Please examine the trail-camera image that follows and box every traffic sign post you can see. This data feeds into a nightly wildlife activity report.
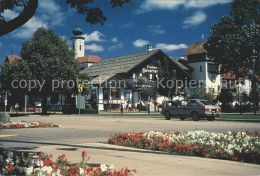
[78,84,83,115]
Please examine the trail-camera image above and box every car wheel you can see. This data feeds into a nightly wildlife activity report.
[164,111,171,120]
[180,117,185,120]
[207,116,215,121]
[191,112,200,121]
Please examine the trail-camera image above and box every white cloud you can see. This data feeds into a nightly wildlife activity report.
[108,43,124,51]
[85,44,104,52]
[120,22,136,29]
[112,37,118,43]
[2,0,66,39]
[184,0,232,8]
[38,0,68,27]
[148,25,165,34]
[133,39,149,48]
[155,43,188,51]
[136,0,231,13]
[6,10,48,39]
[183,11,207,29]
[83,31,106,42]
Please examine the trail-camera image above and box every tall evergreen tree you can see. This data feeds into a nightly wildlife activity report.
[156,57,177,100]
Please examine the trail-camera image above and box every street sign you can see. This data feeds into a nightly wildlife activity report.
[78,84,83,93]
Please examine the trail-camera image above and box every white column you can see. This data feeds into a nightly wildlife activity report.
[97,87,104,111]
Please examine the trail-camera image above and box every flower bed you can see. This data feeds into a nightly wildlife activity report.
[108,130,260,164]
[0,149,136,175]
[0,121,59,130]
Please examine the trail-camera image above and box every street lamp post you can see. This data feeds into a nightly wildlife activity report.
[109,81,112,112]
[5,90,10,112]
[251,54,257,115]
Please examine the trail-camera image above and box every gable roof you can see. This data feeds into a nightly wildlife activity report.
[76,55,101,64]
[170,57,189,71]
[5,55,22,63]
[183,42,207,56]
[81,49,160,77]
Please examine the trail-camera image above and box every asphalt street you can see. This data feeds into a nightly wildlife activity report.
[1,114,260,150]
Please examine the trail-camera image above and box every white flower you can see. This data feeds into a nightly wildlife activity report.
[79,167,84,175]
[100,164,108,172]
[36,159,43,167]
[5,157,13,163]
[24,166,33,176]
[109,164,115,171]
[228,144,233,150]
[41,166,52,174]
[56,169,61,176]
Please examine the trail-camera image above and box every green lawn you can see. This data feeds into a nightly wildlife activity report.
[218,114,260,120]
[81,112,260,121]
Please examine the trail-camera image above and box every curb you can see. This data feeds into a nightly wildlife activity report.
[216,119,260,123]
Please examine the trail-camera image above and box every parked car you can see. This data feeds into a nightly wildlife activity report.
[161,99,221,121]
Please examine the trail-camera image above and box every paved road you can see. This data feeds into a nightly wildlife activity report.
[1,114,260,149]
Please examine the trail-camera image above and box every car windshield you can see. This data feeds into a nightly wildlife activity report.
[200,100,214,105]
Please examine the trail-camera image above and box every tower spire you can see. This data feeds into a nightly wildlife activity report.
[71,24,85,59]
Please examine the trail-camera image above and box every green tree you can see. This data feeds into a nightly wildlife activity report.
[0,0,133,37]
[156,57,177,100]
[1,27,88,114]
[140,83,158,101]
[217,89,234,112]
[189,86,215,102]
[204,0,260,78]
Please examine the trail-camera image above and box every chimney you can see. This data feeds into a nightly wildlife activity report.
[147,44,152,51]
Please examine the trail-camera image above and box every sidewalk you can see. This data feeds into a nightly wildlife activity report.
[14,143,260,176]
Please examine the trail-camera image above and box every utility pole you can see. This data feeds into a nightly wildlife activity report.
[251,53,257,115]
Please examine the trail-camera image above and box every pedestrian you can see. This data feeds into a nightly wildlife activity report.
[15,103,19,114]
[128,103,132,112]
[134,101,138,111]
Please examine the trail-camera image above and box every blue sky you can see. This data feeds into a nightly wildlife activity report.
[0,0,232,63]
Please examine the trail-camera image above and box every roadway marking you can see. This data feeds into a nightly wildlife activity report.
[0,134,19,138]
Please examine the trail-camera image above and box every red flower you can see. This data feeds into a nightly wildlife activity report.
[194,145,199,150]
[133,169,137,173]
[58,154,66,160]
[219,149,223,155]
[7,165,13,172]
[82,150,87,157]
[232,157,238,161]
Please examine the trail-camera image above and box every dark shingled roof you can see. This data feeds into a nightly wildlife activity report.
[183,42,206,56]
[81,49,160,77]
[170,57,189,70]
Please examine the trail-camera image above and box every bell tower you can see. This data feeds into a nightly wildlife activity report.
[71,24,85,59]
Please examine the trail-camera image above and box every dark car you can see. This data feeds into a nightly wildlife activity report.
[161,99,221,121]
